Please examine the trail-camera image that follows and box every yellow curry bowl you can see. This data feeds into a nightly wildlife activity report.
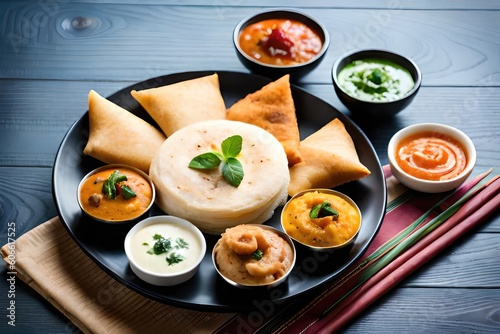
[77,163,156,224]
[280,189,362,251]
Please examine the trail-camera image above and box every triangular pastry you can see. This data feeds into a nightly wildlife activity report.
[131,73,226,137]
[226,74,302,166]
[83,90,167,173]
[288,118,371,196]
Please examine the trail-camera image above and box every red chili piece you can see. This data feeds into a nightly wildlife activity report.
[262,28,294,56]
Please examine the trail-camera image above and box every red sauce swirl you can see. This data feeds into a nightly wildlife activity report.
[395,131,467,181]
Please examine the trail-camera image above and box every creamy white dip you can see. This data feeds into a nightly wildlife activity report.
[129,223,202,274]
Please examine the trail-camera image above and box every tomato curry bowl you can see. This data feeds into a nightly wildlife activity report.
[238,18,323,67]
[77,164,156,223]
[233,9,330,80]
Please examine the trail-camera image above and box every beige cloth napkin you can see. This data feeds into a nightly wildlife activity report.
[1,218,235,334]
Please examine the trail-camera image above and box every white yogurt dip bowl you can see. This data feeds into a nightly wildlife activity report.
[124,215,206,286]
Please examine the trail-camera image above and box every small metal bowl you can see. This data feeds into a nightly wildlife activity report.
[77,164,155,224]
[388,123,476,193]
[212,224,296,288]
[124,215,207,286]
[280,188,362,251]
[233,9,330,81]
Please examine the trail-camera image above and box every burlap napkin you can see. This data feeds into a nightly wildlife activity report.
[1,218,235,334]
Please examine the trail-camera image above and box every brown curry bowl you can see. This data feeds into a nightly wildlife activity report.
[233,9,330,81]
[77,164,156,224]
[280,189,362,251]
[212,224,296,289]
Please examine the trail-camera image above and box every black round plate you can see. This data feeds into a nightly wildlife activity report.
[52,71,386,312]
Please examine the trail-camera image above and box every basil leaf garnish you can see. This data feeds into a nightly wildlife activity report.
[188,152,222,169]
[221,135,242,158]
[222,157,244,187]
[188,135,245,187]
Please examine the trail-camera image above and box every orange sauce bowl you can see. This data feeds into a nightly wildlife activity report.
[280,189,362,251]
[77,164,156,223]
[388,123,476,193]
[233,9,330,81]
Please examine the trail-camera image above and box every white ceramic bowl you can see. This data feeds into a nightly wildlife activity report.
[124,215,206,286]
[388,123,476,193]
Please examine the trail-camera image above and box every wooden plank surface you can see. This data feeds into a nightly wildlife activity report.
[1,3,499,85]
[0,0,499,333]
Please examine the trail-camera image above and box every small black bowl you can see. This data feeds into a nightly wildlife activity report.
[233,9,330,81]
[332,49,422,118]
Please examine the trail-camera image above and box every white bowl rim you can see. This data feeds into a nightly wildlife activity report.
[387,123,477,186]
[332,48,422,104]
[124,215,207,278]
[233,8,330,69]
[77,163,156,223]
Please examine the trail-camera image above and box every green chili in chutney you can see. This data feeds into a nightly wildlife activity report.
[337,59,415,102]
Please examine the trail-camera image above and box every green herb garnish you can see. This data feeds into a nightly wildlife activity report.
[188,135,244,187]
[252,249,264,261]
[309,201,339,219]
[176,238,189,249]
[145,234,189,266]
[166,253,184,266]
[148,236,172,255]
[367,68,389,85]
[101,170,136,200]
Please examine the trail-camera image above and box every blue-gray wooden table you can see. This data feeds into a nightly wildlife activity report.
[1,1,499,333]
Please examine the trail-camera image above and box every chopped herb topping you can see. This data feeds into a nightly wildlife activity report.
[176,238,189,249]
[252,249,264,261]
[310,201,339,219]
[166,253,184,266]
[145,233,189,266]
